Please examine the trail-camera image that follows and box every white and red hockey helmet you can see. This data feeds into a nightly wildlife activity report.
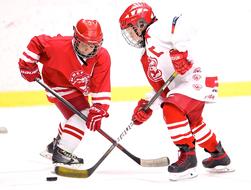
[119,2,156,48]
[119,2,156,30]
[73,19,103,58]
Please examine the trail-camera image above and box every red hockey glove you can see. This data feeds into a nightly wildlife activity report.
[19,64,41,82]
[169,49,192,75]
[132,99,153,125]
[86,104,109,131]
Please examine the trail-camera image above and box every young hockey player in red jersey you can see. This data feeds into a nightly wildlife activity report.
[119,2,232,180]
[18,19,111,165]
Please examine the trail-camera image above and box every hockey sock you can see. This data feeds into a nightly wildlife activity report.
[58,112,87,153]
[163,103,195,148]
[191,119,218,152]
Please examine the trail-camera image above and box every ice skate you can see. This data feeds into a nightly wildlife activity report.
[203,141,234,173]
[52,146,84,166]
[40,136,59,160]
[168,145,198,181]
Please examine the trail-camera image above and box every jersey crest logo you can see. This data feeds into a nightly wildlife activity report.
[147,56,162,82]
[70,70,90,95]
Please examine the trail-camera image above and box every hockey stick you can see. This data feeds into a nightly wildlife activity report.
[48,72,177,178]
[35,79,171,167]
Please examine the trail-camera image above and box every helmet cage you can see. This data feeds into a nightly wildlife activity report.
[73,26,103,59]
[121,30,143,48]
[121,18,148,48]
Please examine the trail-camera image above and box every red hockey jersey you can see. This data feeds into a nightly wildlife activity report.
[18,34,111,109]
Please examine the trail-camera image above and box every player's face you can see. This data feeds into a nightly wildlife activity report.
[77,41,96,56]
[125,26,143,42]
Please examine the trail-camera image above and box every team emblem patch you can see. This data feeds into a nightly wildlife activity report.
[70,70,90,95]
[147,56,162,82]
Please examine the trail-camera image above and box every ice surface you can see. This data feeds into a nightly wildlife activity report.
[1,97,251,189]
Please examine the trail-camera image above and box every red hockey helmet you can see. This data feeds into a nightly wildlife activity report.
[119,2,156,48]
[73,19,103,58]
[119,2,156,30]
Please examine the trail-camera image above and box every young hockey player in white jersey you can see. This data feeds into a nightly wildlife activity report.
[119,2,232,180]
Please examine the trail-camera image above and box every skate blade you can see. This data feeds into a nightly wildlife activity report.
[169,167,198,181]
[40,150,52,160]
[207,165,235,173]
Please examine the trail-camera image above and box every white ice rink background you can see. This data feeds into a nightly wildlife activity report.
[1,0,251,189]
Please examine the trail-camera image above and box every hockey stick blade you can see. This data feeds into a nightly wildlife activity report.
[140,157,170,167]
[55,166,90,178]
[55,143,117,178]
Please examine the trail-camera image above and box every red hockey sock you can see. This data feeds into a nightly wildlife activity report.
[163,103,195,148]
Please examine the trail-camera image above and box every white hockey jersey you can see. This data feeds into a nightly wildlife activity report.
[142,15,218,104]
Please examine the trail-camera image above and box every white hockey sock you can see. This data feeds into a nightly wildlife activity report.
[58,110,88,153]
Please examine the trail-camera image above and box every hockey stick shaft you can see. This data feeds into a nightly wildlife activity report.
[51,72,177,178]
[35,79,87,121]
[144,72,177,110]
[35,79,169,167]
[116,71,178,142]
